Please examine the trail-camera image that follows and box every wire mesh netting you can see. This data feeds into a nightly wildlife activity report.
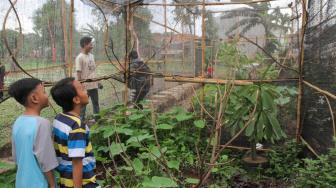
[0,0,302,147]
[302,0,336,154]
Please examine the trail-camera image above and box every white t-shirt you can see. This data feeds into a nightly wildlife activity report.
[75,52,98,90]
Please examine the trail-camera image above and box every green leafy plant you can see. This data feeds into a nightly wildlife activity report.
[265,140,303,179]
[226,84,288,160]
[293,145,336,187]
[91,105,211,187]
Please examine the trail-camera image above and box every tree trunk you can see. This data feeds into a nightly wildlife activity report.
[61,0,68,75]
[129,10,140,57]
[47,18,56,63]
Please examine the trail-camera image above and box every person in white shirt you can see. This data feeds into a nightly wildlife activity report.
[75,36,100,120]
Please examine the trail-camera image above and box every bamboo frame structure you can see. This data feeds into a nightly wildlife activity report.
[2,0,336,170]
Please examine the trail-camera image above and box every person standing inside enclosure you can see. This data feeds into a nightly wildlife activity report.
[76,36,101,121]
[0,62,5,100]
[128,50,151,109]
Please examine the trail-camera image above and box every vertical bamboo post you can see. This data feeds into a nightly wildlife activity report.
[124,3,131,105]
[193,14,196,77]
[69,0,74,77]
[182,21,185,71]
[296,0,308,142]
[201,0,206,117]
[61,0,68,76]
[164,0,167,74]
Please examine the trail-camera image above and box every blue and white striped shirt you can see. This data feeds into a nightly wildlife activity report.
[53,113,98,188]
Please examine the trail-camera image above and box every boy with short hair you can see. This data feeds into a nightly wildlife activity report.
[75,36,100,120]
[50,77,99,188]
[9,78,58,188]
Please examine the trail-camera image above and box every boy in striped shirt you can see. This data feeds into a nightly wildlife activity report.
[51,77,99,188]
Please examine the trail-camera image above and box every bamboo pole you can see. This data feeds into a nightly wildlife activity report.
[193,14,196,77]
[303,80,336,100]
[165,76,299,84]
[181,21,185,71]
[61,0,69,76]
[296,0,308,142]
[124,3,131,105]
[133,14,181,34]
[201,0,206,117]
[300,136,319,157]
[165,77,253,85]
[142,0,279,6]
[323,95,336,138]
[164,0,167,74]
[208,6,292,14]
[224,145,272,152]
[69,0,74,77]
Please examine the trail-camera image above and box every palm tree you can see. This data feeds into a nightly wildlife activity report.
[221,3,290,54]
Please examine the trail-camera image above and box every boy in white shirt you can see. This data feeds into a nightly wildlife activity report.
[75,36,100,120]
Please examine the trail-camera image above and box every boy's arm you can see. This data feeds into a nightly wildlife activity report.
[68,123,86,188]
[75,56,82,80]
[33,119,59,188]
[77,71,82,81]
[11,137,16,163]
[45,171,56,188]
[72,158,83,188]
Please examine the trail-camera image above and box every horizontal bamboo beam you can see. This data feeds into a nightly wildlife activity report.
[142,0,278,6]
[165,76,298,85]
[133,14,181,34]
[224,145,272,152]
[303,80,336,100]
[209,6,291,14]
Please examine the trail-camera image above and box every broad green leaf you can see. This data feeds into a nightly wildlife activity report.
[194,120,205,129]
[116,127,134,135]
[245,121,255,137]
[129,113,144,121]
[133,158,144,175]
[267,114,286,140]
[152,176,178,187]
[109,143,127,157]
[167,160,180,170]
[176,113,193,122]
[126,134,153,145]
[257,113,267,140]
[211,167,218,172]
[185,178,200,184]
[119,166,133,171]
[149,145,161,158]
[157,124,174,130]
[103,128,115,138]
[275,97,290,106]
[261,90,276,111]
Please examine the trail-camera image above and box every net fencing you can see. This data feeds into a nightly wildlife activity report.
[2,0,325,153]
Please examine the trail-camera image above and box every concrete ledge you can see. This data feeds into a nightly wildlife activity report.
[148,83,201,112]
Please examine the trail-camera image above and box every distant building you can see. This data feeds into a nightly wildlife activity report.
[214,10,266,58]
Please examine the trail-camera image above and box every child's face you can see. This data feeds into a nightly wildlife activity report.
[30,83,49,108]
[72,80,89,106]
[84,42,93,53]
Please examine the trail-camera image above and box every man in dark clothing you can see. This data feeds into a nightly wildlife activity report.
[128,51,151,108]
[0,62,5,100]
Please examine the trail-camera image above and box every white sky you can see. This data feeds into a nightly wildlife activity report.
[0,0,295,35]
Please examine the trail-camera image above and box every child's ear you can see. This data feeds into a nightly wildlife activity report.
[73,96,80,105]
[30,93,39,104]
